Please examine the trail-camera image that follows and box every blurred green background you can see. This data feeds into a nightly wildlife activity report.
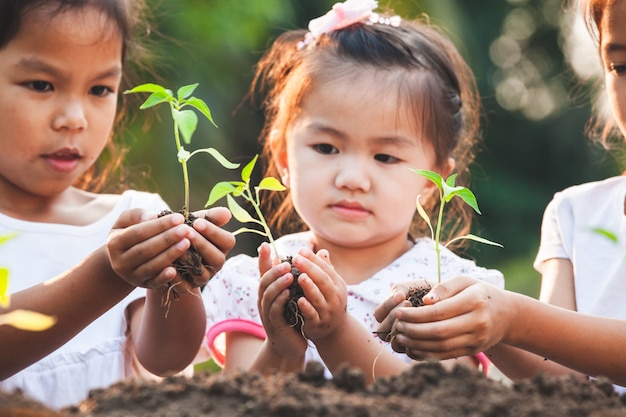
[123,0,622,298]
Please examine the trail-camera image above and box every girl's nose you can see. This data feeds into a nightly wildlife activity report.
[51,99,87,132]
[334,160,371,192]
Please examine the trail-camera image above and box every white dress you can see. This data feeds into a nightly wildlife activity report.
[534,176,626,391]
[0,190,169,409]
[203,231,504,374]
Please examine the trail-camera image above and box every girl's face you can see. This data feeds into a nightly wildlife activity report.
[275,71,449,253]
[0,6,122,206]
[600,0,626,137]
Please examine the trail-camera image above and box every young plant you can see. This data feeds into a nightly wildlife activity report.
[124,83,239,300]
[125,83,239,220]
[0,233,56,331]
[413,169,502,285]
[206,154,285,255]
[205,155,306,327]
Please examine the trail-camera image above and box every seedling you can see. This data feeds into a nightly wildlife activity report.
[124,83,239,301]
[206,154,285,254]
[413,169,502,285]
[205,155,306,327]
[0,233,56,331]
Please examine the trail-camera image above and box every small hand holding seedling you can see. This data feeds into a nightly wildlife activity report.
[0,233,56,331]
[206,156,308,329]
[124,83,239,303]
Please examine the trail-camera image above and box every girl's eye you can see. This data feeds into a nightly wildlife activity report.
[374,153,400,164]
[90,85,114,97]
[609,63,626,76]
[26,81,53,92]
[312,143,338,155]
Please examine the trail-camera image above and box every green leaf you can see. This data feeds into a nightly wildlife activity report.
[206,182,240,206]
[445,234,503,248]
[232,227,268,237]
[227,194,256,223]
[124,83,169,95]
[257,177,286,192]
[591,227,619,243]
[172,109,198,144]
[177,83,198,101]
[242,155,259,182]
[412,169,443,190]
[446,187,480,214]
[190,148,240,169]
[0,232,18,246]
[0,267,9,308]
[415,195,434,240]
[185,97,218,127]
[0,309,56,331]
[139,91,171,109]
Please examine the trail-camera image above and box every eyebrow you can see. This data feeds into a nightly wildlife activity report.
[603,42,626,54]
[16,57,122,80]
[308,122,418,147]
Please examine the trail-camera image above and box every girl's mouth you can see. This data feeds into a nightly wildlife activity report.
[330,201,371,219]
[42,148,82,173]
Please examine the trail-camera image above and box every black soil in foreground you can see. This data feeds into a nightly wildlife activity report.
[3,361,626,417]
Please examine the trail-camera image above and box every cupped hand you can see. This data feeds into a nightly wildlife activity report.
[256,242,308,361]
[381,276,511,361]
[289,247,348,343]
[107,209,195,289]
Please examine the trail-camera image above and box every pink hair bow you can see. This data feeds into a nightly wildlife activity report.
[297,0,379,49]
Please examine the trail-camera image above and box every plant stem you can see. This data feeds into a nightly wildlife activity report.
[435,196,445,284]
[250,187,280,259]
[173,117,190,220]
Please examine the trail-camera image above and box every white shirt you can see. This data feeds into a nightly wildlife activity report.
[0,190,169,409]
[534,176,626,392]
[204,231,504,374]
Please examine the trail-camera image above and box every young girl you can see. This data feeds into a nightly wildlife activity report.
[373,0,626,390]
[0,0,235,409]
[203,0,503,382]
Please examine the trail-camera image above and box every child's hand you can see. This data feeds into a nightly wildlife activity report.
[256,242,308,362]
[376,276,510,361]
[187,207,236,286]
[372,281,415,344]
[106,207,234,289]
[289,247,348,344]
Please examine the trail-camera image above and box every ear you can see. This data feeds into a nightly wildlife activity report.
[441,157,456,178]
[269,129,289,186]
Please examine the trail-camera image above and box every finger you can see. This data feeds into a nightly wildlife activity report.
[257,242,274,276]
[422,276,481,305]
[374,299,412,338]
[373,291,409,323]
[192,217,235,254]
[194,206,232,227]
[258,263,292,299]
[112,208,156,229]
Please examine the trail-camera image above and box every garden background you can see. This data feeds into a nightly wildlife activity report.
[124,0,621,298]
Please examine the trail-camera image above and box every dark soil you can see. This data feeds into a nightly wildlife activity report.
[158,210,209,301]
[283,256,305,331]
[407,285,432,307]
[3,361,626,417]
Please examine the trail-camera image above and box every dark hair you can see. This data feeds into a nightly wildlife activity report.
[251,15,483,246]
[581,0,622,148]
[0,0,151,192]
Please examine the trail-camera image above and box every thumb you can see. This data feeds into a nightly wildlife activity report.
[112,208,157,229]
[423,276,480,305]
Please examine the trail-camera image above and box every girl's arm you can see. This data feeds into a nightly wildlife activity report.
[375,276,626,386]
[248,243,308,374]
[110,207,235,376]
[0,247,134,380]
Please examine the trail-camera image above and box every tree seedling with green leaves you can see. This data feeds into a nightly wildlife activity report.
[408,169,502,306]
[0,233,56,331]
[124,83,239,300]
[205,155,308,329]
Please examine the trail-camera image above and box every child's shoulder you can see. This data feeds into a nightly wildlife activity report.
[555,176,626,201]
